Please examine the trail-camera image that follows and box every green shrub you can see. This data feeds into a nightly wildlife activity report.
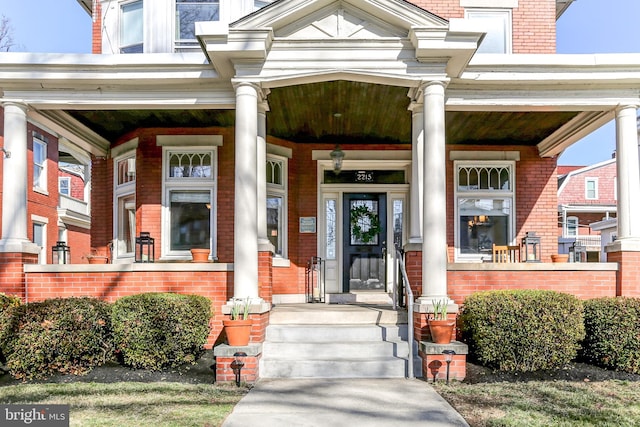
[581,297,640,374]
[0,293,22,363]
[112,293,212,370]
[460,290,585,372]
[6,297,113,380]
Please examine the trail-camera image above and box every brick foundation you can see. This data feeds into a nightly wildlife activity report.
[213,344,262,384]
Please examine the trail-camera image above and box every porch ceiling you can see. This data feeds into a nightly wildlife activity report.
[68,81,580,147]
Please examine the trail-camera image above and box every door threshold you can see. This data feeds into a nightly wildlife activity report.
[326,292,393,305]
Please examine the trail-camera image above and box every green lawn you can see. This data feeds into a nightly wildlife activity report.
[434,380,640,427]
[0,382,249,427]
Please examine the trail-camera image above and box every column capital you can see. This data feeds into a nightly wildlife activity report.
[418,79,449,92]
[615,104,639,114]
[1,101,28,111]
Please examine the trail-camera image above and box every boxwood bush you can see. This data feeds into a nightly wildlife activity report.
[112,293,212,370]
[581,297,640,374]
[460,290,585,372]
[6,297,113,380]
[0,293,22,363]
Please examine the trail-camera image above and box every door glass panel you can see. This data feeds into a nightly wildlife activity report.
[349,200,380,246]
[325,199,336,260]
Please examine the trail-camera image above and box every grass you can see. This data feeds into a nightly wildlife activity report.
[0,382,249,427]
[433,380,640,427]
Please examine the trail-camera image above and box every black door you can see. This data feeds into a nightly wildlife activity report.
[343,193,387,292]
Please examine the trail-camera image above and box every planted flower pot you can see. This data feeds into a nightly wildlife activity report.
[223,319,252,346]
[428,319,456,344]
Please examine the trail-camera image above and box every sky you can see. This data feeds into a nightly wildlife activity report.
[1,0,639,166]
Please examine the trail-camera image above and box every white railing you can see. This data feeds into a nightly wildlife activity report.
[393,249,414,379]
[59,194,89,215]
[575,235,601,249]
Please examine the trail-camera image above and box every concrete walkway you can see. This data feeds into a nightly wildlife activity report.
[222,378,469,427]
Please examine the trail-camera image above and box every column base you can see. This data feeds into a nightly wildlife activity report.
[0,239,40,254]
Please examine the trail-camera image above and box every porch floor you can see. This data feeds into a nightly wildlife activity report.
[270,303,408,325]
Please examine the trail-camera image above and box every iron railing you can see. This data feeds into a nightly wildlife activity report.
[393,248,414,379]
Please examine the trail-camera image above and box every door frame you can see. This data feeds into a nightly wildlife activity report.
[315,152,411,295]
[342,192,388,293]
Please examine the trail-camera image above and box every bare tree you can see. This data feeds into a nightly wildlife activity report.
[0,15,16,52]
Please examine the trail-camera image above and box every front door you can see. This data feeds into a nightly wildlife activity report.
[343,193,387,292]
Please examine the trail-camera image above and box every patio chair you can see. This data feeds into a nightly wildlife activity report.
[492,244,520,263]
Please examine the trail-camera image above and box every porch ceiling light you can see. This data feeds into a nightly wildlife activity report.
[330,145,345,174]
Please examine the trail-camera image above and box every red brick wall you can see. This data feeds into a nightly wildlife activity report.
[58,169,86,200]
[607,251,640,297]
[408,0,556,53]
[66,225,92,264]
[558,161,617,206]
[92,2,102,54]
[25,269,232,347]
[0,253,38,299]
[405,250,618,302]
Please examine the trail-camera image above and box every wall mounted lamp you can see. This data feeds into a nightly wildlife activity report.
[330,145,345,174]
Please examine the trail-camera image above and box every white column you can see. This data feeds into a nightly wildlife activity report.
[233,82,260,299]
[418,82,448,302]
[0,103,38,253]
[408,102,423,244]
[257,100,272,250]
[614,105,640,240]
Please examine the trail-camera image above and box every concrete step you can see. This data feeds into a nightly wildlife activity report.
[260,358,408,379]
[265,324,408,342]
[261,304,420,379]
[269,304,407,325]
[262,340,411,359]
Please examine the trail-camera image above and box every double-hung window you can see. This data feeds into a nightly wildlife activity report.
[114,154,136,259]
[566,216,578,237]
[175,0,219,42]
[267,155,287,258]
[455,161,515,261]
[33,138,47,191]
[163,148,216,259]
[59,177,71,196]
[120,0,143,53]
[465,9,512,54]
[585,178,598,200]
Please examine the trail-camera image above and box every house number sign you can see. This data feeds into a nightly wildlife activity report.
[355,170,374,183]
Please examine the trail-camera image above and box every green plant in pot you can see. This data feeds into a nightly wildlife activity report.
[223,297,252,346]
[428,298,456,344]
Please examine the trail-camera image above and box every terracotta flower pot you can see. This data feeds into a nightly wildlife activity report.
[428,319,456,344]
[223,319,252,346]
[190,248,210,262]
[87,256,108,264]
[551,254,569,263]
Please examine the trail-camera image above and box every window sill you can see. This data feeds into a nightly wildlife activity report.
[272,257,290,268]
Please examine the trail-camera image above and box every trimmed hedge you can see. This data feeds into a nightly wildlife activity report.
[581,297,640,374]
[0,293,22,363]
[460,290,585,372]
[112,293,212,370]
[6,297,113,380]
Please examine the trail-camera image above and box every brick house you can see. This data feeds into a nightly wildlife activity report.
[2,0,640,381]
[557,158,617,260]
[0,106,91,266]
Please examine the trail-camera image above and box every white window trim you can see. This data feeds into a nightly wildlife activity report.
[465,8,513,54]
[59,177,71,197]
[566,216,579,237]
[585,177,598,200]
[31,215,48,265]
[267,154,288,259]
[113,152,136,261]
[33,137,47,194]
[161,146,218,260]
[454,160,516,262]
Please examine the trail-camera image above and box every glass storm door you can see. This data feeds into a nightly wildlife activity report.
[343,193,387,292]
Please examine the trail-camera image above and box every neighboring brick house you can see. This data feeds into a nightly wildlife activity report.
[557,158,617,260]
[2,0,640,381]
[0,107,91,265]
